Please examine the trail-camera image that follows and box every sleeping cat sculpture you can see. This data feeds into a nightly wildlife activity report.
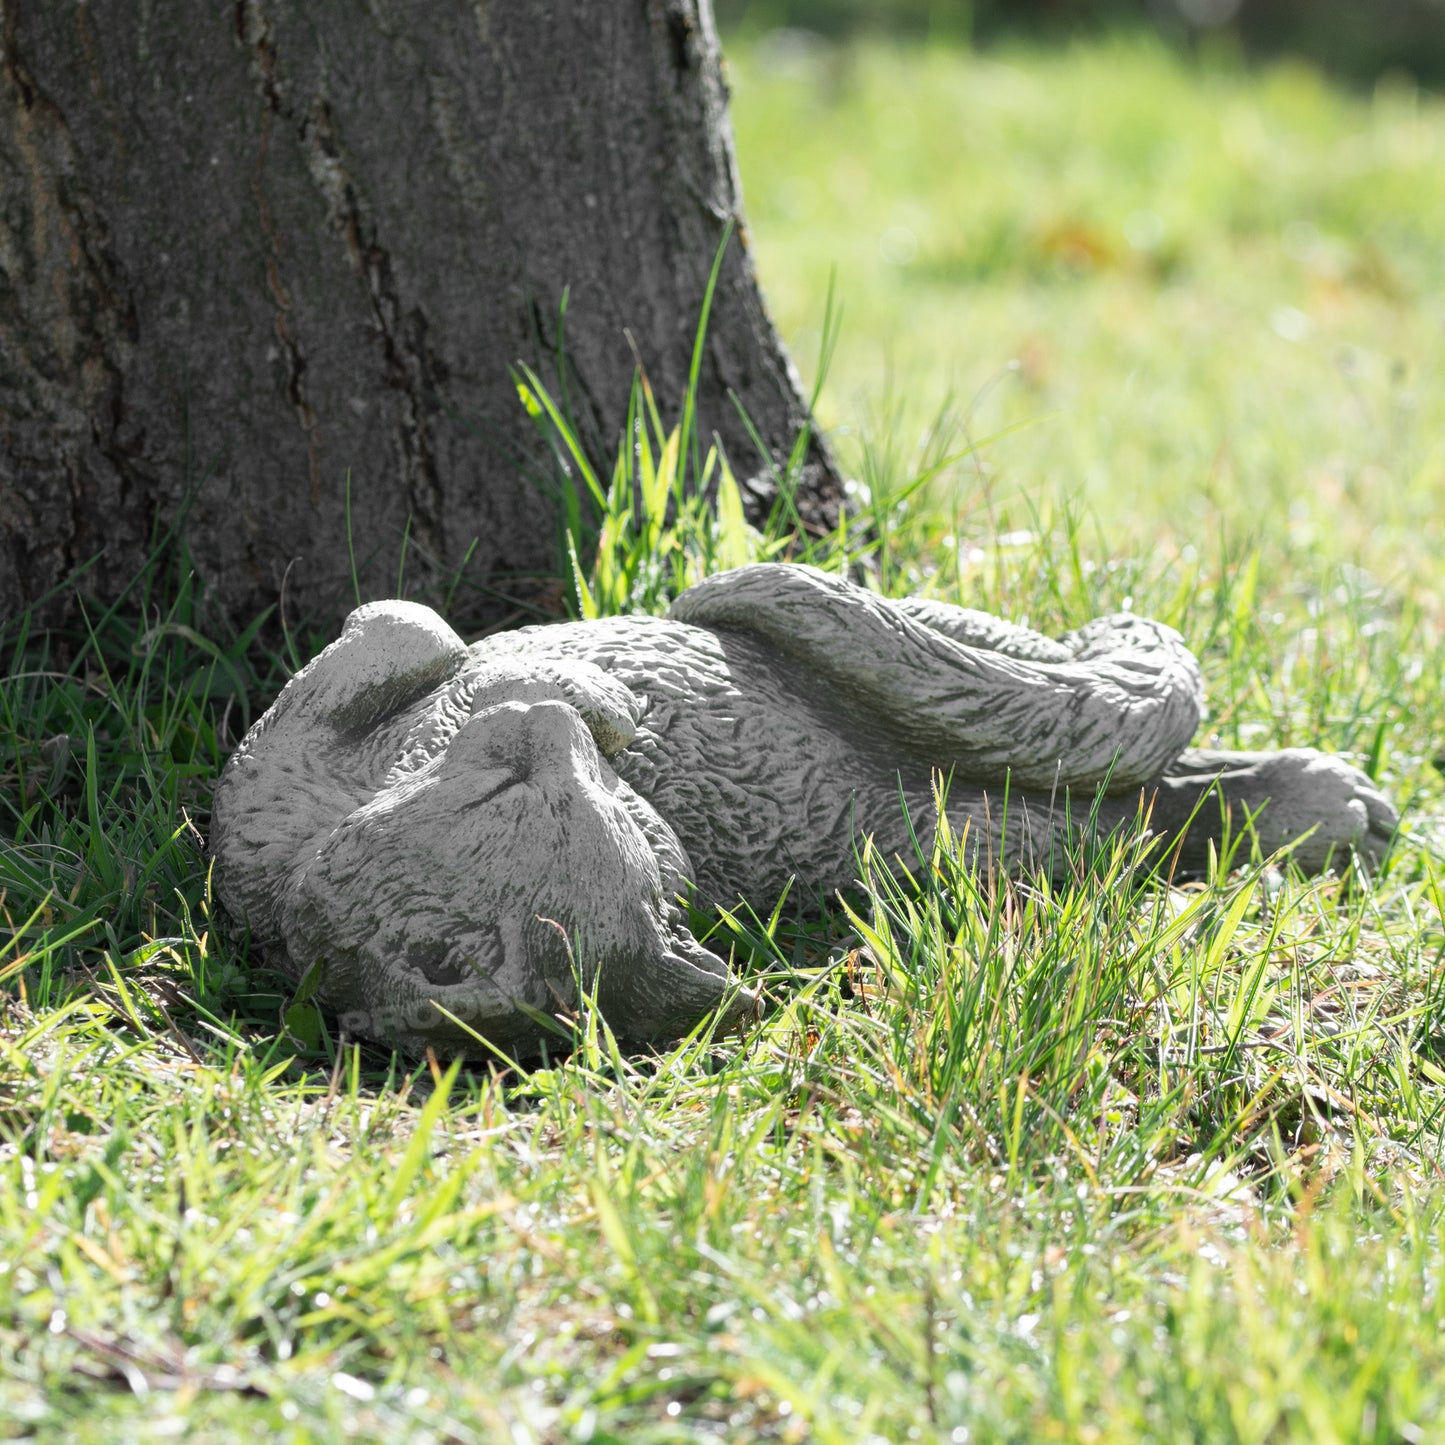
[209,563,1397,1058]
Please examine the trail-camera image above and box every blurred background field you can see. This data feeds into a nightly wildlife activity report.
[723,19,1445,604]
[719,0,1445,85]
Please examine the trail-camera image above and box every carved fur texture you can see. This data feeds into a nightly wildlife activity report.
[210,564,1398,1057]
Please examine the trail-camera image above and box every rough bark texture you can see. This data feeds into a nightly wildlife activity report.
[0,0,841,629]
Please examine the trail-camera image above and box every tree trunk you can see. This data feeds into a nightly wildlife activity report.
[0,0,841,630]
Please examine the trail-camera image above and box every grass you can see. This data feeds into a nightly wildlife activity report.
[5,25,1445,1443]
[728,30,1445,591]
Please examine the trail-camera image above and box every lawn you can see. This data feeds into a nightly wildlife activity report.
[4,27,1445,1444]
[731,29,1445,591]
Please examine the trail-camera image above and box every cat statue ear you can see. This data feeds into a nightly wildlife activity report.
[211,602,747,1059]
[292,600,472,737]
[210,601,471,945]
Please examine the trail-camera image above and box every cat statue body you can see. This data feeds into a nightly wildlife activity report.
[210,565,1396,1057]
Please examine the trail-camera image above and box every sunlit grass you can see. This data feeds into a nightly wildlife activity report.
[5,27,1445,1442]
[729,31,1445,592]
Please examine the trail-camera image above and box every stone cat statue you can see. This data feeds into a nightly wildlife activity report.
[210,564,1397,1058]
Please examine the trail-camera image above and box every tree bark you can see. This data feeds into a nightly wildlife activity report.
[0,0,841,630]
